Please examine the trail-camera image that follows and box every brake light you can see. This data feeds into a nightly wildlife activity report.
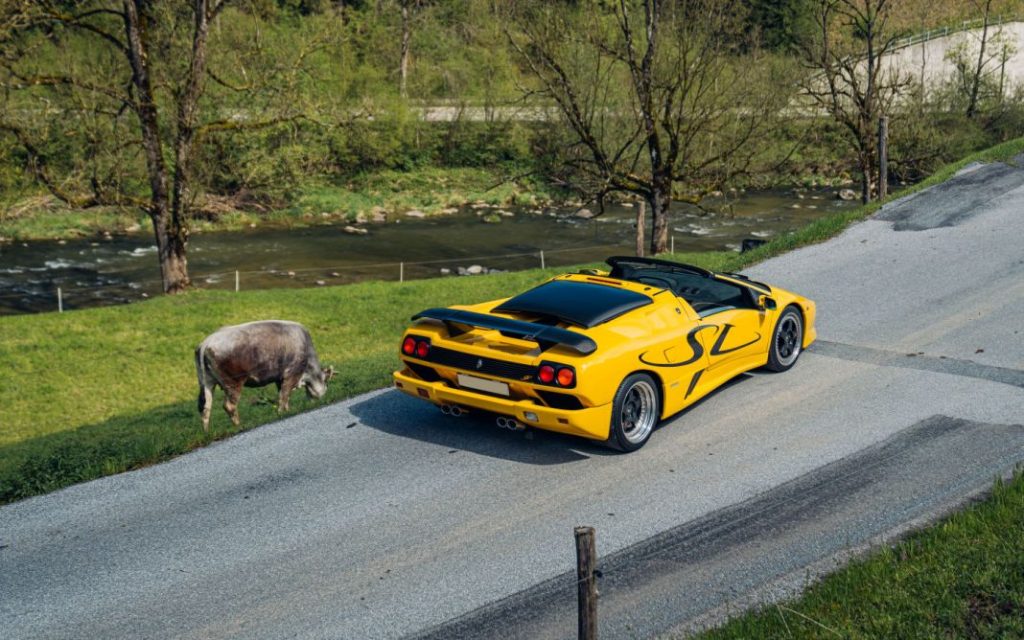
[402,337,416,355]
[556,367,575,387]
[415,340,431,358]
[538,365,555,384]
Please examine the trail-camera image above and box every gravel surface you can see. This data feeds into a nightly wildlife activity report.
[2,160,1023,639]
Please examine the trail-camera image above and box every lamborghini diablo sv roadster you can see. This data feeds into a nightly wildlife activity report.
[393,256,816,451]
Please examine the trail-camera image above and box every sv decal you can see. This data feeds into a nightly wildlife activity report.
[638,324,716,368]
[638,324,761,368]
[710,324,762,356]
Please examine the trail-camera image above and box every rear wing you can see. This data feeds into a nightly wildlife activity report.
[411,308,598,355]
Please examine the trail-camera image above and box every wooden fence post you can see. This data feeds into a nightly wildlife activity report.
[235,270,240,292]
[635,201,646,258]
[540,250,546,270]
[575,526,597,640]
[400,262,404,283]
[878,116,889,200]
[57,287,63,313]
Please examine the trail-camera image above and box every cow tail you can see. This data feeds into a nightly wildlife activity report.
[195,344,209,415]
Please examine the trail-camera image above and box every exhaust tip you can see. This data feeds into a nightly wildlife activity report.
[440,405,451,415]
[450,406,463,417]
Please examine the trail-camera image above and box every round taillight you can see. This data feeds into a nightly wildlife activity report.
[538,365,555,384]
[556,367,575,386]
[415,340,430,358]
[402,337,416,355]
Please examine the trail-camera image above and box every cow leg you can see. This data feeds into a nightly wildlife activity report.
[277,376,300,413]
[199,384,214,432]
[223,383,243,426]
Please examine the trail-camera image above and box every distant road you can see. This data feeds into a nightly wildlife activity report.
[2,158,1023,638]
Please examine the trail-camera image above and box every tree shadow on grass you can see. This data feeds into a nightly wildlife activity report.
[349,389,614,466]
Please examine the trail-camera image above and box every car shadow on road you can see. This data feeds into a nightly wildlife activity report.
[349,390,615,465]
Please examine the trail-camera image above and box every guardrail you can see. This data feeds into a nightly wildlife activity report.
[891,16,1021,52]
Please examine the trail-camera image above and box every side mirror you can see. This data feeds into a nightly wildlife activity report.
[758,295,777,311]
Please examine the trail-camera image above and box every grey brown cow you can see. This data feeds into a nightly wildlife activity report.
[195,320,334,430]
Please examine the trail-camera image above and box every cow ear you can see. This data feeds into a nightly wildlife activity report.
[325,366,335,381]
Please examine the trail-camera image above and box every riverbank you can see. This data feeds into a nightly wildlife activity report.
[2,136,1022,505]
[0,166,568,242]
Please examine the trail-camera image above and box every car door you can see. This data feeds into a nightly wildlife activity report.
[689,279,772,383]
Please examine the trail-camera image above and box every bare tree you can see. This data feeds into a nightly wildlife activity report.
[0,1,322,293]
[797,0,908,204]
[507,0,785,254]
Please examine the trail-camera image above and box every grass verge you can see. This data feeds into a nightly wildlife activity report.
[1,137,1022,505]
[696,471,1024,639]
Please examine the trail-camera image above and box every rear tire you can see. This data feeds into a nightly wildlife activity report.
[606,373,660,452]
[765,306,803,372]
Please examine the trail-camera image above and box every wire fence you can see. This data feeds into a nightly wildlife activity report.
[0,241,648,315]
[891,15,1021,52]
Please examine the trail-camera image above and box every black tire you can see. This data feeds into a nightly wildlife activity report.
[765,306,804,372]
[606,373,661,452]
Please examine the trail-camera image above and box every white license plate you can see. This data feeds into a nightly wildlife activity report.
[457,373,510,397]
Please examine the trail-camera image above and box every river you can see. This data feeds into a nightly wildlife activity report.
[0,188,855,315]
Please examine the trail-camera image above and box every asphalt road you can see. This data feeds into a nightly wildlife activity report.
[2,159,1024,639]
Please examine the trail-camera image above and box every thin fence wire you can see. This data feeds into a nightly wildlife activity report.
[0,242,634,312]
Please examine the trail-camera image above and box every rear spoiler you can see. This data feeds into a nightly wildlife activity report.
[411,308,597,355]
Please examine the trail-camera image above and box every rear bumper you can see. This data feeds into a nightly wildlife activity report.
[392,368,613,441]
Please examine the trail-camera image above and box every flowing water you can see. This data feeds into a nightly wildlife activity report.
[0,189,855,315]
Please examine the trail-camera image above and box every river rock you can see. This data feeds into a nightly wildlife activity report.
[343,225,368,235]
[124,223,141,233]
[315,280,326,286]
[466,264,484,275]
[481,212,502,224]
[405,209,427,219]
[439,207,458,215]
[621,202,634,208]
[497,210,515,217]
[574,208,595,219]
[837,188,858,201]
[354,212,368,224]
[331,272,340,277]
[287,271,296,277]
[439,267,451,275]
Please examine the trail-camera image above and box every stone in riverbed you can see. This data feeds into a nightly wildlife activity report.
[465,265,484,275]
[343,225,368,235]
[405,209,427,219]
[497,210,515,217]
[439,267,451,275]
[481,212,502,224]
[574,208,595,219]
[836,189,858,201]
[316,280,326,286]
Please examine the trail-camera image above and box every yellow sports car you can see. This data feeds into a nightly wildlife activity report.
[393,256,816,451]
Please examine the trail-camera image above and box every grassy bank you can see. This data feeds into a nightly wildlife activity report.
[2,137,1023,505]
[697,471,1024,639]
[0,166,565,242]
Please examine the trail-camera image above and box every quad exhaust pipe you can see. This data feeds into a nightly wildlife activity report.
[496,416,526,431]
[440,404,465,417]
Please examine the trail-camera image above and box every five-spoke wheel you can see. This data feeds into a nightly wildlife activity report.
[607,373,660,451]
[766,306,803,372]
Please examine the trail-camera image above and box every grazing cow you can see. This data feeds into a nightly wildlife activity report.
[195,320,334,430]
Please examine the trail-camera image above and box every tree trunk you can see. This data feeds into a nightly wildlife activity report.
[123,0,190,293]
[968,1,992,119]
[399,2,411,98]
[649,179,671,254]
[151,213,191,294]
[859,152,873,204]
